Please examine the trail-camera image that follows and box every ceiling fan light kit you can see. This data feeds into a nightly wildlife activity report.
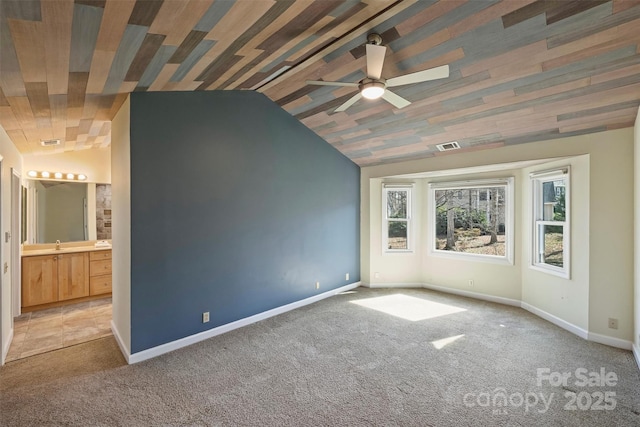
[306,33,450,112]
[360,80,385,99]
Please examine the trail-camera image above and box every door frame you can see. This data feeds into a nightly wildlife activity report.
[11,168,21,318]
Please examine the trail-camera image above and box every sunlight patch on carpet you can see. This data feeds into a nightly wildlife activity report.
[431,334,465,349]
[350,294,466,321]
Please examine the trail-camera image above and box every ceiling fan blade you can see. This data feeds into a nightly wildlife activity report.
[381,90,411,109]
[366,44,386,80]
[335,92,362,112]
[386,65,450,87]
[306,80,358,87]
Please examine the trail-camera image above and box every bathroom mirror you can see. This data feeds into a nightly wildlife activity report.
[27,180,88,243]
[25,180,112,244]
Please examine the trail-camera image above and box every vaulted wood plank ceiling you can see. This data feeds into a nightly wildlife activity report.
[1,0,639,166]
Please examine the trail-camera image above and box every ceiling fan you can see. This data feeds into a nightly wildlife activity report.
[306,33,450,113]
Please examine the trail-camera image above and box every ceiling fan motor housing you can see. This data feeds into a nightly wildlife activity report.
[367,33,383,45]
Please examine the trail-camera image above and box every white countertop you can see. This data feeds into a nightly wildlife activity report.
[22,241,112,257]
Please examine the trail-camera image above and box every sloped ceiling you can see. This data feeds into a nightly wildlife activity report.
[1,0,639,166]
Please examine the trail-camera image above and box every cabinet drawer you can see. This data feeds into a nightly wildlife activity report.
[90,259,112,276]
[90,275,112,295]
[90,250,112,261]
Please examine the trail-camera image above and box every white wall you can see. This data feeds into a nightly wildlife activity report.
[23,148,111,184]
[0,125,22,364]
[111,96,131,357]
[634,107,640,360]
[362,127,635,346]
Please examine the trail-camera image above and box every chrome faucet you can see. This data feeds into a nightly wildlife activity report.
[56,240,61,250]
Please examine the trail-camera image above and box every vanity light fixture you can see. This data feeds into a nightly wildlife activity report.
[27,170,88,181]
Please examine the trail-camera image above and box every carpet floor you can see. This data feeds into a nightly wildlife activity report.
[1,287,639,426]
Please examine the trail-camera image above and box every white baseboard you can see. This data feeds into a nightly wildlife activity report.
[2,328,14,365]
[633,343,640,372]
[422,282,521,307]
[521,302,589,340]
[127,282,361,364]
[588,332,633,350]
[111,320,131,364]
[366,282,424,289]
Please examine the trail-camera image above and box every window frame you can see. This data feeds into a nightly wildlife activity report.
[428,177,515,265]
[382,183,414,254]
[530,168,570,279]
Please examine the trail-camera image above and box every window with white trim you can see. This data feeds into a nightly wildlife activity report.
[383,184,413,252]
[428,178,514,264]
[531,169,570,278]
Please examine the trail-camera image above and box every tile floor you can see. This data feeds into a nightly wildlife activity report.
[6,297,112,362]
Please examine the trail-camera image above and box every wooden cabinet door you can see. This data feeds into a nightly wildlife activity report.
[22,255,58,307]
[58,252,89,301]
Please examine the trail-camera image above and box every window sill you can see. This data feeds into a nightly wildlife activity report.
[529,264,570,279]
[429,249,513,265]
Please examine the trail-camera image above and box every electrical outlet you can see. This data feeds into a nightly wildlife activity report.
[468,279,474,287]
[608,318,618,330]
[202,312,210,323]
[315,281,320,289]
[345,273,349,281]
[374,272,380,279]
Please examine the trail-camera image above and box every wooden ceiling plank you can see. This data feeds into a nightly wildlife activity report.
[545,0,610,26]
[69,3,103,72]
[0,106,21,130]
[148,64,180,91]
[124,33,166,81]
[42,0,74,95]
[501,0,551,29]
[558,105,639,128]
[147,0,190,36]
[94,0,136,52]
[128,0,164,26]
[86,50,117,94]
[7,96,36,130]
[163,0,215,46]
[206,1,276,42]
[8,19,47,82]
[613,0,640,14]
[559,109,639,133]
[25,82,52,128]
[532,82,640,115]
[591,62,640,84]
[168,30,208,64]
[462,40,547,77]
[449,0,538,38]
[82,94,101,119]
[253,1,341,54]
[543,36,640,71]
[101,24,148,94]
[65,126,79,142]
[6,129,28,147]
[396,0,467,36]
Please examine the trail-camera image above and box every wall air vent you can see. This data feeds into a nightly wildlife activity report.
[40,139,61,147]
[436,141,460,152]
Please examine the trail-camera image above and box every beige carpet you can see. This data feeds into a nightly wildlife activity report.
[1,287,639,426]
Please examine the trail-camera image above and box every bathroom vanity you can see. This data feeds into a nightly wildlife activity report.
[21,242,112,312]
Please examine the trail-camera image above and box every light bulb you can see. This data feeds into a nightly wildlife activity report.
[28,170,37,177]
[78,174,87,181]
[41,171,50,178]
[361,85,385,99]
[67,173,75,180]
[54,172,63,179]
